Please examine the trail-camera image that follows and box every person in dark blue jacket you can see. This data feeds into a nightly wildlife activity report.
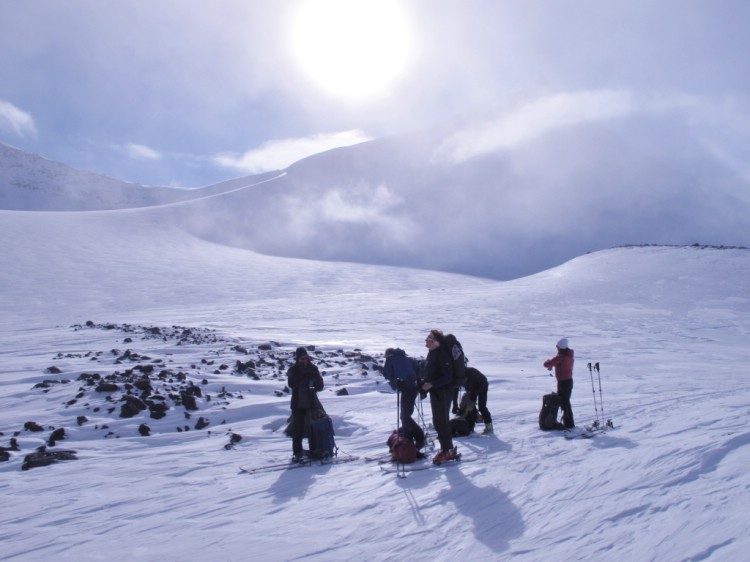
[383,348,425,449]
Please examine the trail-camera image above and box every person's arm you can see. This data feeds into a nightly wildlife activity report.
[287,364,298,387]
[312,365,324,392]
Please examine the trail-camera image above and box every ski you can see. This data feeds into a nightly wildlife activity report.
[563,427,599,440]
[240,454,358,474]
[364,453,393,463]
[379,454,479,473]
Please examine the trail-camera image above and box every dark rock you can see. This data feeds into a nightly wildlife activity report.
[22,449,78,470]
[48,427,66,446]
[24,421,44,432]
[120,395,146,418]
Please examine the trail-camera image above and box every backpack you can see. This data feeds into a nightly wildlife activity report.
[539,393,566,430]
[383,349,418,390]
[387,429,417,464]
[443,334,467,388]
[450,393,478,436]
[449,416,473,436]
[304,394,338,459]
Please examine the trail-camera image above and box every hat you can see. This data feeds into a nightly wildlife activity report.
[295,346,309,359]
[556,338,569,350]
[385,348,395,358]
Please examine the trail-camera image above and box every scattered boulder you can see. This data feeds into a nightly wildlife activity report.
[48,427,66,446]
[24,421,44,432]
[120,395,147,418]
[22,447,78,470]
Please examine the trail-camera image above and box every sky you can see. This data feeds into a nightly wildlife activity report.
[2,0,749,187]
[1,179,750,559]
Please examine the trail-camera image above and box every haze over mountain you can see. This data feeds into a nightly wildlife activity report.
[3,94,749,280]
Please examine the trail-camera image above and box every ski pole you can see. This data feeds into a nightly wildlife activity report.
[396,387,405,477]
[595,362,604,422]
[588,362,601,428]
[595,363,614,428]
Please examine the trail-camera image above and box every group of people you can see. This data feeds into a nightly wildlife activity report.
[286,330,575,464]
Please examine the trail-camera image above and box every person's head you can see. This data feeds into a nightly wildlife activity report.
[556,338,571,354]
[385,348,395,358]
[295,346,310,362]
[425,329,444,351]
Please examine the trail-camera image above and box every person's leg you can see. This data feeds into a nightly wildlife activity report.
[401,388,424,444]
[558,380,575,428]
[477,385,493,425]
[430,387,453,452]
[292,408,306,455]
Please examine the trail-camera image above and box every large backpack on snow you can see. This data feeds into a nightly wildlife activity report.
[443,334,467,389]
[387,429,417,464]
[450,393,478,436]
[307,394,337,458]
[539,392,566,430]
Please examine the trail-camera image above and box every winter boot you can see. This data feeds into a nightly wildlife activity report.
[482,423,494,435]
[433,447,459,465]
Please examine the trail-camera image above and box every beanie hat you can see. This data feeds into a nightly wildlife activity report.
[556,338,569,350]
[295,346,309,359]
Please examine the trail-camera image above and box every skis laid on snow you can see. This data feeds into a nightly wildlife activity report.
[563,419,616,440]
[379,454,479,473]
[240,453,359,474]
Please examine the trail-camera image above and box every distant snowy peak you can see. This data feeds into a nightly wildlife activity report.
[0,142,198,211]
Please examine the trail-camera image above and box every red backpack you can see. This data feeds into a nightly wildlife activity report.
[387,430,417,464]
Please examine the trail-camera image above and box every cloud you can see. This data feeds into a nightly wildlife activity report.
[0,99,37,138]
[212,130,372,173]
[434,90,637,164]
[124,143,163,160]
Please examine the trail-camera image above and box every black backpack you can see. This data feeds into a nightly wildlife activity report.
[443,334,467,388]
[451,392,478,436]
[539,393,566,430]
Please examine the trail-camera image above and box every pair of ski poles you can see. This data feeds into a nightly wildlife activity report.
[587,362,614,429]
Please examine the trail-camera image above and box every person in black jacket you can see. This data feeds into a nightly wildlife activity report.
[462,367,494,434]
[422,329,458,464]
[287,346,324,462]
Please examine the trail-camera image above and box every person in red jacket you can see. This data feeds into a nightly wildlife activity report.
[543,338,575,428]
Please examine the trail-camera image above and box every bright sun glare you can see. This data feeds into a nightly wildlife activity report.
[289,0,413,101]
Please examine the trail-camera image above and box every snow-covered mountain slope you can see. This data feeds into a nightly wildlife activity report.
[1,193,749,560]
[3,104,750,281]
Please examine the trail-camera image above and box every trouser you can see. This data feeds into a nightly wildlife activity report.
[399,388,425,445]
[469,382,493,426]
[557,379,575,428]
[429,385,454,452]
[291,407,309,455]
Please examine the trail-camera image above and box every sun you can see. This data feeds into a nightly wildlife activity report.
[289,0,413,101]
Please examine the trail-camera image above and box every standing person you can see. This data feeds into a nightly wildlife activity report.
[287,346,324,462]
[543,338,575,428]
[422,329,459,464]
[383,348,426,449]
[463,367,494,434]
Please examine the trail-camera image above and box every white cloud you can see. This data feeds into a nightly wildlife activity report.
[213,130,372,173]
[0,99,37,138]
[434,90,637,164]
[124,143,163,160]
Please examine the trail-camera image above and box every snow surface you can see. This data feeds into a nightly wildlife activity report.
[1,187,750,561]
